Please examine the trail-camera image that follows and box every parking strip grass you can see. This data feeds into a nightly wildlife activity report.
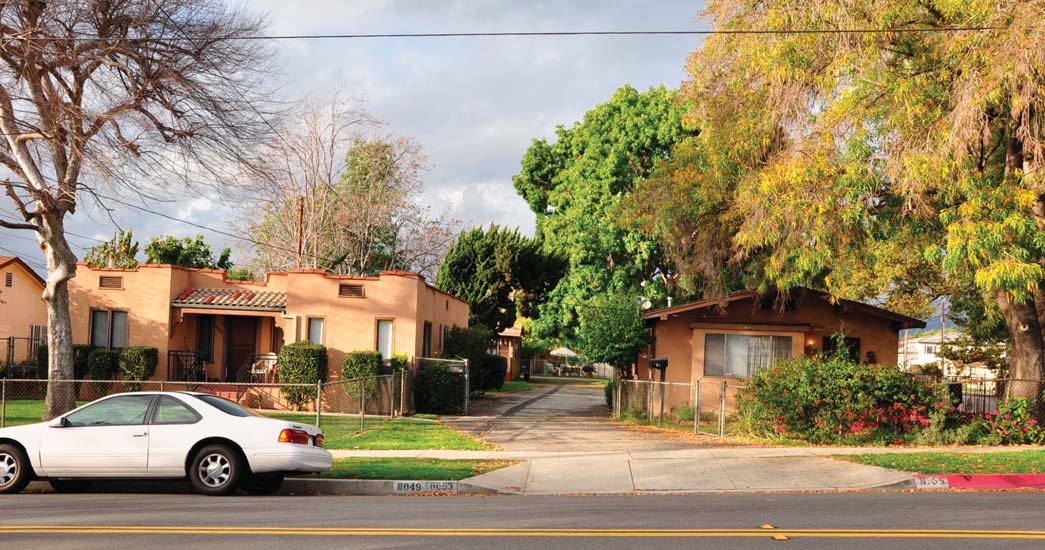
[1,399,88,427]
[316,458,514,481]
[837,450,1045,474]
[270,414,493,450]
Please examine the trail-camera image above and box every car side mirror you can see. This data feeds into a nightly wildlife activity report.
[48,417,67,428]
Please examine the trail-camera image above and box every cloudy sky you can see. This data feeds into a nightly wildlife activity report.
[0,0,708,274]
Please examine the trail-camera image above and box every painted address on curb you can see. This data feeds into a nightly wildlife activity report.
[393,481,459,494]
[914,477,950,490]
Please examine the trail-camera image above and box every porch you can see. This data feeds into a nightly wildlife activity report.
[168,288,288,382]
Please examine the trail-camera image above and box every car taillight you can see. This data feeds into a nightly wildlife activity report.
[278,429,310,445]
[314,434,324,448]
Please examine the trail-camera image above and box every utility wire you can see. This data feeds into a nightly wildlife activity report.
[0,27,1000,42]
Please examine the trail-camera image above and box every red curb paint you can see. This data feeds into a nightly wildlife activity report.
[918,474,1045,489]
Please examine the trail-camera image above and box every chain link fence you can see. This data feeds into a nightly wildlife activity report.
[0,337,46,379]
[613,378,748,437]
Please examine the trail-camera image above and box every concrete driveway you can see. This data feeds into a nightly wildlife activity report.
[444,383,719,451]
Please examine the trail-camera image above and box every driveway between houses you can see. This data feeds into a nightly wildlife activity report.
[443,384,707,452]
[427,383,913,494]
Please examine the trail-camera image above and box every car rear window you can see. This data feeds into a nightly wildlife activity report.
[192,394,266,418]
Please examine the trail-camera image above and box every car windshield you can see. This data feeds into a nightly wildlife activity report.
[191,394,266,418]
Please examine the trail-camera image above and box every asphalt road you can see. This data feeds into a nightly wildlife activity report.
[1,492,1044,549]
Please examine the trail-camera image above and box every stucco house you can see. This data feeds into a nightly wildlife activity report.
[639,287,925,412]
[68,263,469,382]
[0,256,48,369]
[494,325,524,381]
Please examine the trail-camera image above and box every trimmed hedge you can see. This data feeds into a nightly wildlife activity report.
[342,350,382,401]
[87,349,120,394]
[390,353,410,372]
[119,346,159,391]
[481,354,507,391]
[278,342,328,408]
[33,344,96,380]
[414,359,464,413]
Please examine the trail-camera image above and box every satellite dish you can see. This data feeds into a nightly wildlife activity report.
[638,297,652,310]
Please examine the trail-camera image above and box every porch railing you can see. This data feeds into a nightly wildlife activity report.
[167,350,205,382]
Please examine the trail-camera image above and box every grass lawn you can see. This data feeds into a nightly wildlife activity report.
[837,450,1045,474]
[476,380,540,397]
[272,414,492,450]
[529,375,607,388]
[2,399,87,427]
[316,458,513,480]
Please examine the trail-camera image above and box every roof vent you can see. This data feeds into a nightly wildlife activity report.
[338,284,364,298]
[99,276,123,289]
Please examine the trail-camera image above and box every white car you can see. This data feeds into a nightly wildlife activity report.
[0,391,332,496]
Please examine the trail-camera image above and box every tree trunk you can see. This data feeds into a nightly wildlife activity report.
[994,288,1045,403]
[40,213,79,420]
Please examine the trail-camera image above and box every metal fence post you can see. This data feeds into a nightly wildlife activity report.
[1,378,5,429]
[718,381,727,437]
[463,359,470,416]
[315,380,322,428]
[389,372,396,418]
[159,380,164,392]
[360,379,365,430]
[693,380,700,434]
[614,378,622,419]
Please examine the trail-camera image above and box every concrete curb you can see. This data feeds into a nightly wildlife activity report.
[26,478,504,496]
[913,474,1045,490]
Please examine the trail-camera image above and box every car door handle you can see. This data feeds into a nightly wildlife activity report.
[131,433,148,437]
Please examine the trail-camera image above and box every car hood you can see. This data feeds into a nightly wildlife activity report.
[0,422,45,440]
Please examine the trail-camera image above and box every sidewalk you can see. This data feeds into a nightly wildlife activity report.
[330,446,1039,495]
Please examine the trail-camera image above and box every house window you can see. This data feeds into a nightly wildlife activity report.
[923,345,936,355]
[197,315,215,362]
[4,272,11,287]
[307,318,324,345]
[90,309,128,350]
[704,334,792,378]
[377,319,393,359]
[30,324,47,348]
[442,325,449,351]
[422,322,432,358]
[823,336,862,362]
[98,276,123,289]
[338,284,364,298]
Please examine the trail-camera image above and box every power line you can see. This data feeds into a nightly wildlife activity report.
[0,26,1000,43]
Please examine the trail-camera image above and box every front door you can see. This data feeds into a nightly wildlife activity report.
[225,316,258,381]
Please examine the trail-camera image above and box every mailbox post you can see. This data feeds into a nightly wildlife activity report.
[649,358,668,424]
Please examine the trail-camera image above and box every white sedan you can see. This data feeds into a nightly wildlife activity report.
[0,391,332,496]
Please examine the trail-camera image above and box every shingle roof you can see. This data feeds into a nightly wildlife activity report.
[172,288,286,311]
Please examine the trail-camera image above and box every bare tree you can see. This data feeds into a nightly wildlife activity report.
[0,0,276,418]
[243,94,457,280]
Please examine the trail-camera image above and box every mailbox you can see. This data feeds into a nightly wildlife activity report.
[650,358,668,370]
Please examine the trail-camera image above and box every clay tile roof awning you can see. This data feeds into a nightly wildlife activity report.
[172,288,286,312]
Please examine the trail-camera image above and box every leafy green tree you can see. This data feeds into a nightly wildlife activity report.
[435,225,564,332]
[513,85,694,341]
[663,0,1045,399]
[224,267,257,281]
[82,229,139,269]
[144,234,232,270]
[575,293,647,371]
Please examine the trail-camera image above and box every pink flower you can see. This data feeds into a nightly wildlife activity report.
[984,414,993,420]
[1029,419,1038,426]
[1004,413,1011,419]
[775,426,784,434]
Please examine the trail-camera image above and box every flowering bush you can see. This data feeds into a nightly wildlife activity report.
[742,352,957,444]
[975,395,1045,445]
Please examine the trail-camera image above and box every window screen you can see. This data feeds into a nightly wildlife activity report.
[704,334,793,378]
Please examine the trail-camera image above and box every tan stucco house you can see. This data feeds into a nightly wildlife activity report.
[68,263,469,382]
[639,287,925,412]
[0,256,48,367]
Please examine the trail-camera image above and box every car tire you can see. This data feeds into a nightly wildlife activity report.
[240,473,285,496]
[0,443,32,495]
[49,479,93,493]
[189,444,243,496]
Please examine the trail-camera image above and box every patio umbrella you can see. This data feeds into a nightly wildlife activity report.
[549,347,578,358]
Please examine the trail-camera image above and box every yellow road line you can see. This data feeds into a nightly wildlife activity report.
[0,526,1044,539]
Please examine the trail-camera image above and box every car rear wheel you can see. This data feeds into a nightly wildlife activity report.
[189,444,243,496]
[240,473,285,496]
[0,444,32,495]
[49,480,93,493]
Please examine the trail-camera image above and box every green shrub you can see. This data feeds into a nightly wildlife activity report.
[87,349,120,394]
[342,350,382,401]
[972,394,1045,445]
[35,344,48,378]
[34,344,93,380]
[118,346,159,390]
[604,380,613,409]
[674,404,695,422]
[743,352,956,444]
[278,342,329,408]
[414,359,464,413]
[390,353,410,371]
[481,354,507,391]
